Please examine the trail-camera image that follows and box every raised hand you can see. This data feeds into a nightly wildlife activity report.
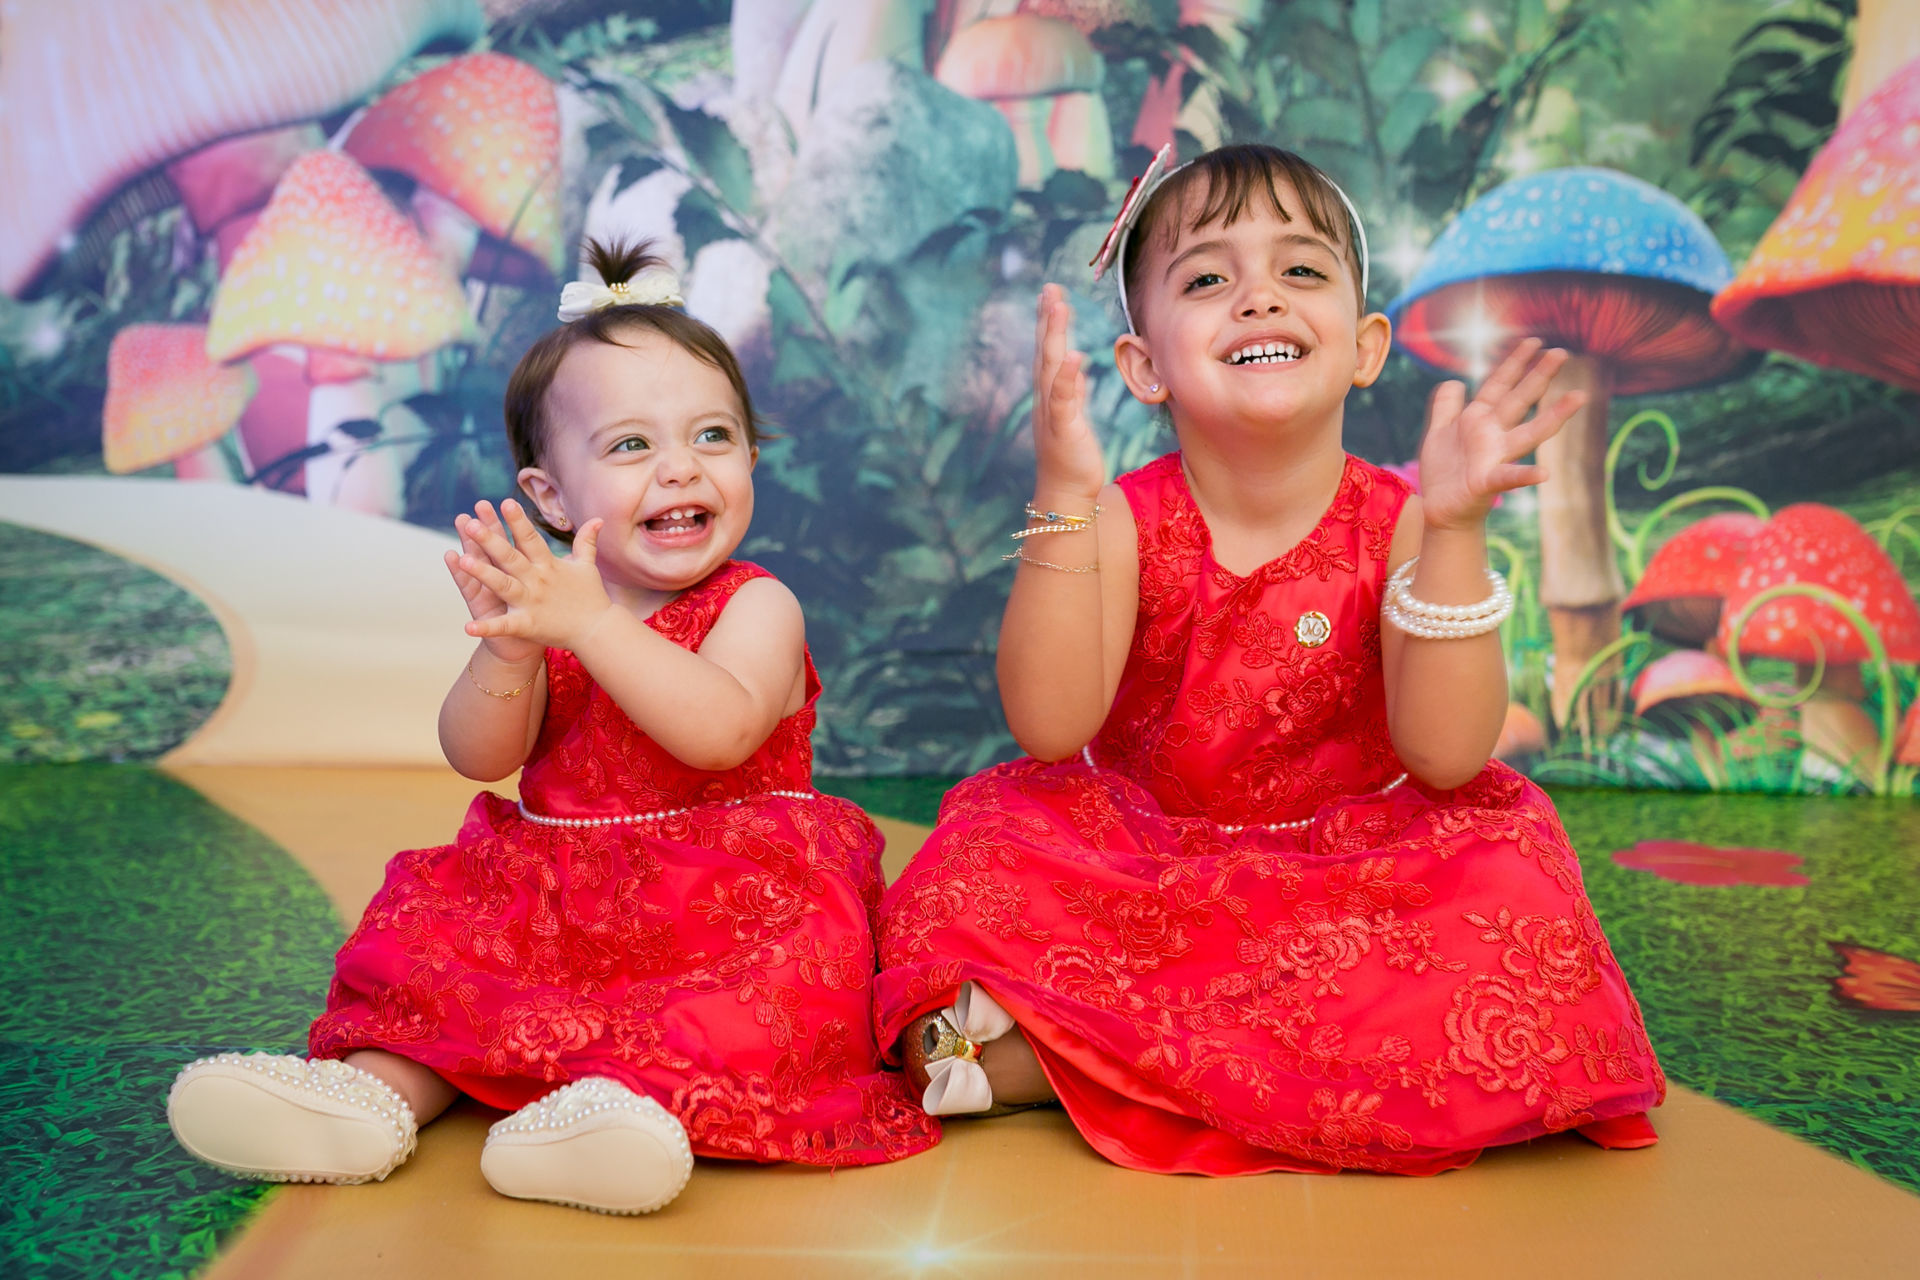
[1417,338,1588,533]
[1031,284,1106,506]
[453,499,614,652]
[446,501,542,665]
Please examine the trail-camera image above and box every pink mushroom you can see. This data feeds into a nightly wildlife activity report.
[166,124,324,245]
[1717,504,1920,783]
[1711,56,1920,391]
[344,53,566,283]
[935,16,1109,188]
[102,324,258,480]
[1840,1,1920,120]
[1621,512,1767,647]
[0,0,484,295]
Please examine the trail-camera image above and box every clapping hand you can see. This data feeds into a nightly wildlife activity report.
[448,499,613,653]
[1031,284,1106,506]
[1416,338,1587,533]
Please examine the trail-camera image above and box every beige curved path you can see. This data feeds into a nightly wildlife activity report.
[1,476,469,765]
[170,765,1920,1280]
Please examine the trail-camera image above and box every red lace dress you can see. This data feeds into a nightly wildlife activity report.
[876,455,1663,1175]
[312,562,938,1166]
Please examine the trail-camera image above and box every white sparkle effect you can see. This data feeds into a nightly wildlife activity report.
[1430,61,1478,106]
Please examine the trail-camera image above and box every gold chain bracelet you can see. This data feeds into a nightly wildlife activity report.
[1003,550,1099,573]
[465,657,540,699]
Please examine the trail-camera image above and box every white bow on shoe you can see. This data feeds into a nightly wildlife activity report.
[921,982,1016,1115]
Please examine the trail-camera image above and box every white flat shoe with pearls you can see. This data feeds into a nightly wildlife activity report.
[167,1053,417,1184]
[480,1077,692,1215]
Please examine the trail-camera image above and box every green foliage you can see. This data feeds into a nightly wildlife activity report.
[0,202,215,475]
[0,525,230,764]
[1689,0,1852,224]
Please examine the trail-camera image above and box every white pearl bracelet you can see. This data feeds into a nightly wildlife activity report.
[517,789,819,829]
[1381,557,1512,639]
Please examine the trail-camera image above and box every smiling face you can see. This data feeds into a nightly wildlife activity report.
[1115,166,1390,447]
[518,328,755,613]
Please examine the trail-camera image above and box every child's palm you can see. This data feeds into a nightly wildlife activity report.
[1419,339,1586,532]
[445,505,542,664]
[1032,285,1106,501]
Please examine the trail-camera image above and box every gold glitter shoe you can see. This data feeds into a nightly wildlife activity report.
[900,982,1018,1116]
[480,1078,693,1215]
[166,1052,417,1184]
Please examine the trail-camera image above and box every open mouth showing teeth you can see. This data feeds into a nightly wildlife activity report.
[1229,342,1303,365]
[644,507,710,534]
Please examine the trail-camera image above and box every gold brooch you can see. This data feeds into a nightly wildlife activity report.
[1296,611,1331,647]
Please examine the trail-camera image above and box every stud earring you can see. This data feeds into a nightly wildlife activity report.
[1148,383,1161,393]
[555,517,570,530]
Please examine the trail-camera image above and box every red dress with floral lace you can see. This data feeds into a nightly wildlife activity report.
[312,561,937,1166]
[876,455,1663,1175]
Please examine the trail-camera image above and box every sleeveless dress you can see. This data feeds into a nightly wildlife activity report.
[875,455,1664,1175]
[312,561,938,1166]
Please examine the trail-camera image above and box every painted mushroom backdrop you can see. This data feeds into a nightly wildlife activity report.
[2,0,1917,793]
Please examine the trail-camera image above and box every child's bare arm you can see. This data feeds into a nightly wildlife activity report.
[439,501,546,781]
[1383,341,1586,788]
[459,501,804,772]
[997,286,1139,761]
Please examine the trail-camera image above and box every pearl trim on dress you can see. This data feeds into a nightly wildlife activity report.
[1080,746,1407,833]
[516,789,820,829]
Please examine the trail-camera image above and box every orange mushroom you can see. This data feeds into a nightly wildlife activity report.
[1895,698,1920,770]
[344,53,566,281]
[935,16,1108,187]
[206,151,471,516]
[103,324,258,478]
[206,151,473,364]
[1491,702,1547,762]
[0,0,484,295]
[1712,57,1920,390]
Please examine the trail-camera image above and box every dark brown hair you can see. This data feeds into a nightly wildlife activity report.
[503,237,763,542]
[1120,144,1367,322]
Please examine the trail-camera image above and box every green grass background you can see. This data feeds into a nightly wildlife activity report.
[0,524,230,765]
[0,766,342,1280]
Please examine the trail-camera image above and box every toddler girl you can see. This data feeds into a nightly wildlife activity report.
[877,145,1663,1174]
[168,239,937,1213]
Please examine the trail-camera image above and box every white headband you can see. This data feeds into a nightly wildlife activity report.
[1090,144,1371,332]
[556,264,685,321]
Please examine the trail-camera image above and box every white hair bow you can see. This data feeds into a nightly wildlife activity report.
[556,265,685,321]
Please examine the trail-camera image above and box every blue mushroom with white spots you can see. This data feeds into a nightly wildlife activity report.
[1388,167,1750,733]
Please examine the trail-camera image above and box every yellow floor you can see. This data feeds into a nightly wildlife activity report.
[170,765,1920,1280]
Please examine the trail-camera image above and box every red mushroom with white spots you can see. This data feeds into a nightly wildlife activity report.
[102,324,258,481]
[344,52,567,284]
[1717,503,1920,788]
[207,151,473,516]
[1622,511,1767,648]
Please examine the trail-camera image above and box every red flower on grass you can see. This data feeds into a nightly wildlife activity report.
[1610,840,1809,887]
[1830,943,1920,1012]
